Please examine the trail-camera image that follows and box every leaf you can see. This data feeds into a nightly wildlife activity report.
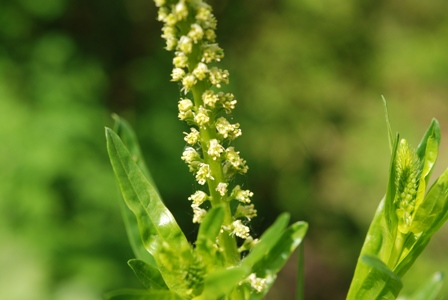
[250,221,308,299]
[382,96,394,153]
[404,272,444,300]
[241,213,290,270]
[112,114,157,189]
[410,167,448,235]
[128,259,168,290]
[112,115,159,265]
[106,128,193,291]
[354,255,403,300]
[195,206,224,265]
[254,221,307,275]
[194,266,250,300]
[104,289,185,300]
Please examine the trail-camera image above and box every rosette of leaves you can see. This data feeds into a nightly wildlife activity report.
[347,105,448,300]
[104,116,308,300]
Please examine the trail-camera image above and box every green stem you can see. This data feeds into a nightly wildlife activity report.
[191,83,239,266]
[297,242,305,300]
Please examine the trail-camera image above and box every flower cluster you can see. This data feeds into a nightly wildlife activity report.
[394,139,421,234]
[155,0,256,241]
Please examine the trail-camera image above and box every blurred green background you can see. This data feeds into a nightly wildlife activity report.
[1,0,448,299]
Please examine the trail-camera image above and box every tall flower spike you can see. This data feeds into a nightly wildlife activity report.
[156,0,255,241]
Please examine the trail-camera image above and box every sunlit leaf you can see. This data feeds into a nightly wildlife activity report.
[112,115,159,265]
[106,128,193,292]
[195,206,224,266]
[241,213,290,270]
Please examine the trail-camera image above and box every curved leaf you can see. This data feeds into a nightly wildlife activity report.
[195,206,224,265]
[106,128,193,291]
[241,213,290,270]
[128,259,168,290]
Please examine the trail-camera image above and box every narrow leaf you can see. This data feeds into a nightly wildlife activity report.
[128,259,168,290]
[104,289,185,300]
[196,267,250,300]
[195,206,224,264]
[250,221,308,300]
[241,213,290,270]
[354,255,403,300]
[405,272,444,300]
[382,96,394,153]
[113,115,159,264]
[106,128,193,291]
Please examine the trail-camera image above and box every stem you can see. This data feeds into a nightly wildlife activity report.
[296,242,305,300]
[191,83,239,266]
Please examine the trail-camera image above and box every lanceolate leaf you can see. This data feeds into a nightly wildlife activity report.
[249,221,308,300]
[104,289,185,300]
[404,272,444,300]
[112,115,158,265]
[195,206,224,265]
[252,221,307,276]
[355,255,403,300]
[195,266,250,300]
[106,128,193,291]
[128,259,168,290]
[241,213,290,270]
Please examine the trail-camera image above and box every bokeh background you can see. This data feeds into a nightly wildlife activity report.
[1,0,448,299]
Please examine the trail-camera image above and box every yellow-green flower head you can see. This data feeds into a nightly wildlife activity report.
[394,139,421,234]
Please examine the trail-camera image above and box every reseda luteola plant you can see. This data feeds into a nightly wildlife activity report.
[104,0,308,299]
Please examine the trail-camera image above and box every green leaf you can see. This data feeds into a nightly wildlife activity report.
[104,289,185,300]
[250,221,308,299]
[128,259,168,290]
[354,255,402,300]
[382,96,394,153]
[106,128,193,291]
[195,266,250,300]
[241,213,290,270]
[112,115,158,265]
[410,167,448,235]
[404,272,444,300]
[195,206,224,265]
[112,114,157,189]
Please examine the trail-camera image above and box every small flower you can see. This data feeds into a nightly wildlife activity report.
[209,67,229,88]
[247,273,267,293]
[175,1,188,21]
[171,68,186,81]
[235,204,257,220]
[225,147,248,173]
[181,74,197,93]
[232,185,253,203]
[218,92,237,113]
[207,139,224,160]
[204,29,216,42]
[194,106,210,127]
[192,204,207,223]
[178,36,193,54]
[165,13,178,26]
[195,5,217,29]
[173,52,189,68]
[188,23,204,43]
[216,182,228,196]
[192,62,209,81]
[201,44,224,63]
[178,98,194,120]
[188,190,208,206]
[157,7,169,21]
[231,220,250,239]
[196,163,214,185]
[184,127,200,145]
[154,0,166,8]
[202,90,219,108]
[215,117,241,140]
[181,147,201,164]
